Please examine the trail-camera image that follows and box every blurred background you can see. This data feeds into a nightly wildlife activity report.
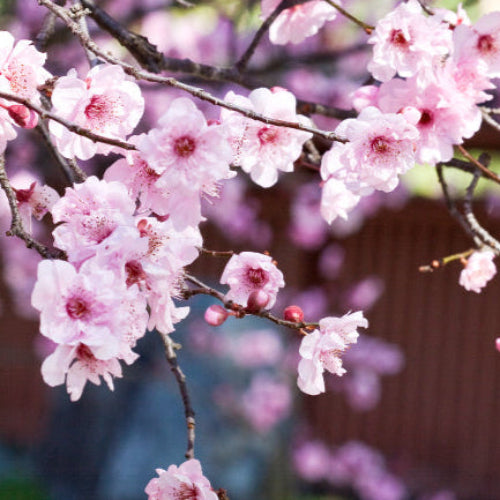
[1,0,500,499]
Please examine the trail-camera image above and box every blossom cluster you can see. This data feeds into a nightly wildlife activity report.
[320,1,499,225]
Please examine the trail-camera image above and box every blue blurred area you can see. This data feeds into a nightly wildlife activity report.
[27,294,289,500]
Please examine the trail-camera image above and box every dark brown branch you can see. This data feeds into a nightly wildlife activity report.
[38,0,348,143]
[158,331,196,460]
[35,120,82,183]
[457,144,500,185]
[323,0,374,34]
[0,90,136,152]
[436,163,478,243]
[236,0,294,73]
[0,156,66,259]
[462,154,500,253]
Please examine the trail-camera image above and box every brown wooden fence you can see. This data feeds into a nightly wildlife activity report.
[305,198,500,499]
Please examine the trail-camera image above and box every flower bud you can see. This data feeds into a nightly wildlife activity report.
[204,304,229,326]
[283,305,304,323]
[246,290,270,313]
[8,105,38,129]
[496,337,500,353]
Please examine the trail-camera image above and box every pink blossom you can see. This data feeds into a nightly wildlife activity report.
[320,177,360,224]
[297,311,368,395]
[220,251,285,308]
[240,373,291,433]
[31,259,148,359]
[49,64,144,160]
[261,0,338,45]
[453,11,500,78]
[459,250,497,293]
[221,87,312,187]
[378,75,481,164]
[321,107,419,196]
[145,459,218,500]
[367,0,452,82]
[0,31,51,100]
[138,97,233,191]
[14,180,59,226]
[41,343,135,402]
[51,176,137,265]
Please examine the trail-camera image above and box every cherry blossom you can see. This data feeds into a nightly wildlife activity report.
[41,343,135,402]
[31,259,148,359]
[221,87,312,188]
[138,97,233,191]
[453,11,500,78]
[297,311,368,395]
[220,251,285,308]
[378,75,481,165]
[145,459,218,500]
[320,177,361,224]
[14,180,59,226]
[321,106,419,197]
[49,64,144,160]
[261,0,338,45]
[367,0,452,82]
[0,30,51,100]
[459,250,497,293]
[51,176,137,265]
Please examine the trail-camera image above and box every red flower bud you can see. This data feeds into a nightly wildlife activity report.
[8,105,38,129]
[204,304,229,326]
[283,305,304,323]
[246,290,270,313]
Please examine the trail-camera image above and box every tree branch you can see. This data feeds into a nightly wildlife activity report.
[158,331,196,460]
[0,155,66,259]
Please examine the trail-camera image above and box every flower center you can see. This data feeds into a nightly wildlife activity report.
[76,343,95,362]
[174,483,198,500]
[477,34,495,54]
[85,94,112,122]
[247,267,269,286]
[173,135,196,158]
[371,136,390,154]
[66,296,91,320]
[418,109,433,127]
[390,29,409,47]
[258,127,279,145]
[125,260,147,287]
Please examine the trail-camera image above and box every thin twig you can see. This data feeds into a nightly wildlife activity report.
[183,273,318,331]
[39,0,347,143]
[323,0,374,34]
[481,108,500,134]
[198,248,235,257]
[158,331,196,460]
[457,144,500,185]
[0,155,66,259]
[236,0,292,73]
[462,157,500,253]
[436,163,478,243]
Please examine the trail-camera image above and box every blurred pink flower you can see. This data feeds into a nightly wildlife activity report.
[459,250,497,293]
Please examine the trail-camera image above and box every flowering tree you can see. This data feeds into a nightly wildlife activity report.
[0,0,499,498]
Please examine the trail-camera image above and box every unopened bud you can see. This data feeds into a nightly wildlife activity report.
[8,105,38,129]
[496,337,500,353]
[246,290,270,313]
[204,304,229,326]
[283,305,304,323]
